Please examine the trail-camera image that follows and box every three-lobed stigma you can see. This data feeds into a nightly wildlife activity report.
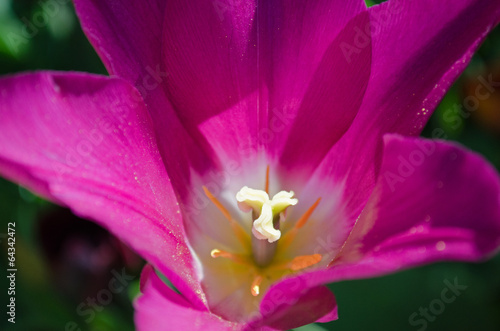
[236,186,297,243]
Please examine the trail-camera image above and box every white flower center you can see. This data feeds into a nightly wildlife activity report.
[200,168,322,302]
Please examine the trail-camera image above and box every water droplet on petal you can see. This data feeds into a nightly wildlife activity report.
[436,241,446,251]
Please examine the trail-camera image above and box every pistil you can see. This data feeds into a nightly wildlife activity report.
[251,211,279,267]
[236,186,297,268]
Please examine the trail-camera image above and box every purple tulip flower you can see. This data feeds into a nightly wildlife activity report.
[1,0,500,329]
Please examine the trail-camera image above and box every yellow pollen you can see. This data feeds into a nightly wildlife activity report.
[251,275,263,297]
[210,248,228,258]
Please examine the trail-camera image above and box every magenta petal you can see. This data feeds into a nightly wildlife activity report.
[251,283,337,330]
[74,0,216,195]
[315,0,500,217]
[73,0,165,84]
[263,134,500,306]
[161,0,369,174]
[135,265,238,331]
[361,0,500,134]
[0,72,204,308]
[276,10,371,175]
[332,134,500,280]
[270,4,371,176]
[161,0,260,165]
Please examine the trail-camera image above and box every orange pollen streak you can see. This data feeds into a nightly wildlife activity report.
[202,186,249,246]
[290,254,322,271]
[203,186,249,246]
[265,165,270,194]
[271,254,322,271]
[210,249,249,265]
[251,275,263,297]
[280,197,321,249]
[295,197,321,229]
[202,186,232,221]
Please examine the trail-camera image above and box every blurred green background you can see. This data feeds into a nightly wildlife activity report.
[0,0,499,330]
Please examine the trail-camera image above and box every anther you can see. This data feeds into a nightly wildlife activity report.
[251,275,263,297]
[210,249,249,265]
[289,254,322,271]
[272,254,322,272]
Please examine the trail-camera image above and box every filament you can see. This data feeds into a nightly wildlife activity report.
[203,186,232,221]
[265,165,270,194]
[210,249,249,265]
[203,186,249,246]
[295,197,321,229]
[280,197,321,249]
